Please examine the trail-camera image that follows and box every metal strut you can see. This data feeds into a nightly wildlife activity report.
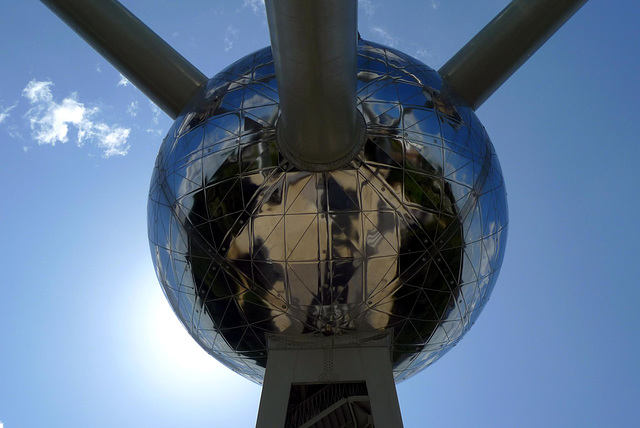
[439,0,589,110]
[265,0,365,172]
[40,0,208,118]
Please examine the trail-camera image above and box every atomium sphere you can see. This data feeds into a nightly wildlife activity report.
[148,40,508,384]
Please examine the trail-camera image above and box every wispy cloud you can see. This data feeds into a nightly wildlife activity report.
[0,104,16,124]
[22,80,130,158]
[415,47,436,62]
[358,0,376,17]
[149,101,161,125]
[117,74,130,87]
[146,128,164,136]
[243,0,265,15]
[145,102,164,136]
[8,126,22,139]
[430,0,441,10]
[371,27,398,47]
[127,101,139,118]
[224,25,239,52]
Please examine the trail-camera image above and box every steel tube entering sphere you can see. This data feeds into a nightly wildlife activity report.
[439,0,588,110]
[148,41,510,385]
[265,0,365,171]
[40,0,208,118]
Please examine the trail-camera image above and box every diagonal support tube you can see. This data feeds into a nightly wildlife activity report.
[40,0,208,118]
[439,0,588,110]
[265,0,365,172]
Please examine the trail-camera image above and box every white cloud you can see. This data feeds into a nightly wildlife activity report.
[0,104,16,124]
[117,74,130,87]
[22,79,130,158]
[92,123,130,158]
[243,0,265,15]
[127,101,139,118]
[23,80,54,103]
[224,25,239,52]
[430,0,441,10]
[371,27,398,47]
[96,63,102,73]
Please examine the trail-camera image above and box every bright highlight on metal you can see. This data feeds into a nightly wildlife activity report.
[40,0,208,118]
[265,0,365,171]
[439,0,588,110]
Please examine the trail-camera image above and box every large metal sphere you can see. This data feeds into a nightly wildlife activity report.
[148,40,508,384]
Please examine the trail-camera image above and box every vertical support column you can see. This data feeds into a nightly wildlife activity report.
[256,332,404,427]
[265,0,365,172]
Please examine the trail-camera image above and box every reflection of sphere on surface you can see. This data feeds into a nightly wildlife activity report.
[148,40,508,384]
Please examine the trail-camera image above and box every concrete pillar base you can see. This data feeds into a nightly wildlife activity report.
[256,331,404,428]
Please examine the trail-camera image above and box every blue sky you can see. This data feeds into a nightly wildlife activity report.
[1,1,638,427]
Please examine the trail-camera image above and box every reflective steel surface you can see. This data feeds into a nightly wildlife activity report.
[148,40,508,384]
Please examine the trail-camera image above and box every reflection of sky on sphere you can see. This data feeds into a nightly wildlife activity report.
[148,40,508,384]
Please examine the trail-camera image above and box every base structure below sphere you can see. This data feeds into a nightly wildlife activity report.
[256,332,404,427]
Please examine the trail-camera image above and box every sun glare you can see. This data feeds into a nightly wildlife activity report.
[147,282,227,377]
[121,269,249,395]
